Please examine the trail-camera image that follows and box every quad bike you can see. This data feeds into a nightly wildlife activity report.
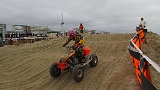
[49,45,98,82]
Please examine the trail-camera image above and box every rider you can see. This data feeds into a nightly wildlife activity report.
[63,28,86,63]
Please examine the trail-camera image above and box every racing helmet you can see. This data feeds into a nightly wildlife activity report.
[68,29,76,38]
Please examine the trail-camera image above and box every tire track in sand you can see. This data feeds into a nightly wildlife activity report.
[0,34,140,90]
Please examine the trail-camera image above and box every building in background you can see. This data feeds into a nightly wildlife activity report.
[0,23,6,46]
[47,31,60,38]
[0,23,7,38]
[13,25,31,34]
[12,25,51,37]
[31,26,51,36]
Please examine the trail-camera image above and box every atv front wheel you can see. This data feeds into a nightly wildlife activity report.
[89,54,98,67]
[72,65,84,82]
[50,62,61,78]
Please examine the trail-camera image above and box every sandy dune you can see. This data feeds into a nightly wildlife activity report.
[0,33,159,90]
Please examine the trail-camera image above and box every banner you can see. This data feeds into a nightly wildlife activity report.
[128,29,160,90]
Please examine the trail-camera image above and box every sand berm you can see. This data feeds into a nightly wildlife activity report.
[0,32,160,90]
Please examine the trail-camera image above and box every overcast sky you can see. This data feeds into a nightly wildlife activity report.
[0,0,160,34]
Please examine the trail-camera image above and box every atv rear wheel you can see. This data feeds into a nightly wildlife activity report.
[50,62,61,78]
[89,54,98,67]
[72,65,84,82]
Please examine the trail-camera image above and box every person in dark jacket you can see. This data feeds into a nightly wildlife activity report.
[63,28,86,63]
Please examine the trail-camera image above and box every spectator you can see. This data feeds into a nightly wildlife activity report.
[10,38,13,45]
[138,18,147,44]
[56,33,59,38]
[79,23,84,33]
[0,37,3,47]
[139,18,147,29]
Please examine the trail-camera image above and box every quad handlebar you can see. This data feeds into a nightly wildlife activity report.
[64,46,76,53]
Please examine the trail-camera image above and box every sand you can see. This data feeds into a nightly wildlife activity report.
[0,33,159,90]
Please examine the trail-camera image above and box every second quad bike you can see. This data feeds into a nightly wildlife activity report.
[50,45,98,82]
